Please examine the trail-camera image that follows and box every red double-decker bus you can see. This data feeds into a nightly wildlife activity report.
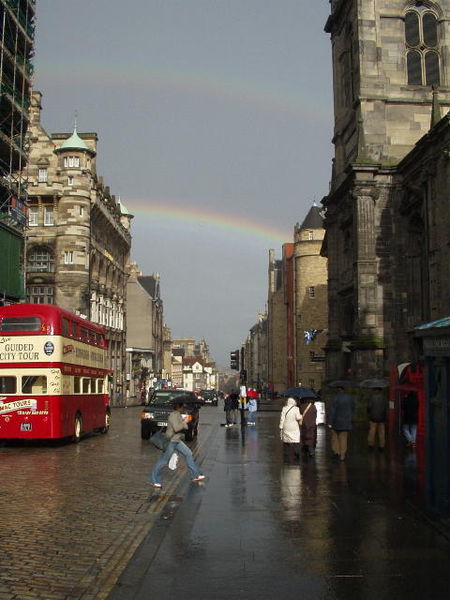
[0,304,111,441]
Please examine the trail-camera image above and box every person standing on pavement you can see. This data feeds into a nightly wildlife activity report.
[367,387,387,451]
[224,393,235,427]
[150,401,205,488]
[247,393,258,425]
[402,391,419,448]
[279,397,302,463]
[328,386,355,461]
[299,398,317,457]
[226,390,239,426]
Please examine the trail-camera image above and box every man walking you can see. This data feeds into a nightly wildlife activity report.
[367,388,387,451]
[150,400,205,488]
[328,386,355,461]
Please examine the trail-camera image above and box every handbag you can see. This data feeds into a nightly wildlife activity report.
[150,429,170,451]
[168,452,179,470]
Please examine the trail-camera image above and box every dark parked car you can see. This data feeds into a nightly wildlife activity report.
[200,389,218,406]
[141,389,201,441]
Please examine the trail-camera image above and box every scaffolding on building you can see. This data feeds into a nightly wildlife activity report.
[0,0,35,230]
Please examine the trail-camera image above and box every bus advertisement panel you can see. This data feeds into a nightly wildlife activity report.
[0,304,111,441]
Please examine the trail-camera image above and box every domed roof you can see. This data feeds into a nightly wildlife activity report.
[55,127,95,155]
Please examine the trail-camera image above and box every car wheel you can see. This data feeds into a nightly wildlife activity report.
[73,414,82,443]
[141,425,151,440]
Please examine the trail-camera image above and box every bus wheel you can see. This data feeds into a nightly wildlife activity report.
[73,415,82,443]
[101,410,111,434]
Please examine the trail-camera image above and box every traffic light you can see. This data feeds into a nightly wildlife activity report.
[230,349,240,370]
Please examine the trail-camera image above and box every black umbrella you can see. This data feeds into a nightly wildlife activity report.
[280,386,317,399]
[327,380,360,388]
[360,378,389,388]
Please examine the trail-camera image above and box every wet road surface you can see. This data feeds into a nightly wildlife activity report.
[1,403,450,599]
[109,405,450,600]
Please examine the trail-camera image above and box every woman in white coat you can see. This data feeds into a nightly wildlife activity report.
[279,397,302,463]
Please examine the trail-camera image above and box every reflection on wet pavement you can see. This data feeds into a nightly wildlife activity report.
[112,408,450,600]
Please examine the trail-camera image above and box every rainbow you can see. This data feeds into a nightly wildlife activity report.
[126,198,291,244]
[36,63,330,124]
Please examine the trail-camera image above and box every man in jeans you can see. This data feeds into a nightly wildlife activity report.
[367,388,387,451]
[150,401,205,488]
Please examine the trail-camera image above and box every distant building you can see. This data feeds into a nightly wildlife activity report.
[256,205,327,394]
[24,92,132,402]
[0,1,36,303]
[182,357,215,392]
[126,262,165,401]
[294,205,327,391]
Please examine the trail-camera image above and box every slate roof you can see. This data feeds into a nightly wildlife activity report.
[300,205,324,229]
[138,276,160,299]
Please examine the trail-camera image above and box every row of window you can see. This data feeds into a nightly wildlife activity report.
[0,375,106,395]
[37,157,82,183]
[26,248,79,270]
[29,204,84,227]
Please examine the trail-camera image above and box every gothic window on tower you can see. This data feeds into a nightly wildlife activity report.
[405,8,440,86]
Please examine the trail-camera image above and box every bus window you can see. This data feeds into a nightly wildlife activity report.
[74,377,81,393]
[81,328,89,343]
[0,317,41,332]
[22,375,47,394]
[95,333,102,346]
[97,379,104,393]
[82,378,90,394]
[71,321,78,338]
[88,330,96,345]
[0,376,16,394]
[62,318,70,336]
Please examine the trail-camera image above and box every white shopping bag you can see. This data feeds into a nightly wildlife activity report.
[168,452,179,470]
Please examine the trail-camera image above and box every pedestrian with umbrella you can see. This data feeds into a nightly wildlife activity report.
[299,397,317,457]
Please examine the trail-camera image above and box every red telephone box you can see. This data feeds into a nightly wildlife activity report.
[388,362,425,437]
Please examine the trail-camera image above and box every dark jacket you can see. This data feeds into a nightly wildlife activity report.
[367,392,387,423]
[328,392,355,431]
[402,392,418,425]
[226,393,239,411]
[300,401,317,447]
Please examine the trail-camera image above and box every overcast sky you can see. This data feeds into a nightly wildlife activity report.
[34,1,333,367]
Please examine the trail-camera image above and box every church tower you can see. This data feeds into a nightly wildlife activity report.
[323,1,450,378]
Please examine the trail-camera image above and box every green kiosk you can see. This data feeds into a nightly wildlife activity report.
[415,317,450,517]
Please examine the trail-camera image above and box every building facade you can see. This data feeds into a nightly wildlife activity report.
[323,0,450,379]
[294,205,328,391]
[24,92,132,402]
[0,0,35,303]
[126,263,165,402]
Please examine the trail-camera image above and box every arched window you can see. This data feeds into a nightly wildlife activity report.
[405,8,440,86]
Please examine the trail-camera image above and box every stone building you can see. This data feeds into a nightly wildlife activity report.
[267,248,290,393]
[24,92,132,401]
[322,0,450,379]
[126,263,165,401]
[265,206,328,394]
[294,205,328,391]
[0,0,35,303]
[243,311,268,391]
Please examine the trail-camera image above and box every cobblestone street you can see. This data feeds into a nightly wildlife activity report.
[0,406,213,600]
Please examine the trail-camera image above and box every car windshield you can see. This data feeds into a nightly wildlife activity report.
[149,391,194,406]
